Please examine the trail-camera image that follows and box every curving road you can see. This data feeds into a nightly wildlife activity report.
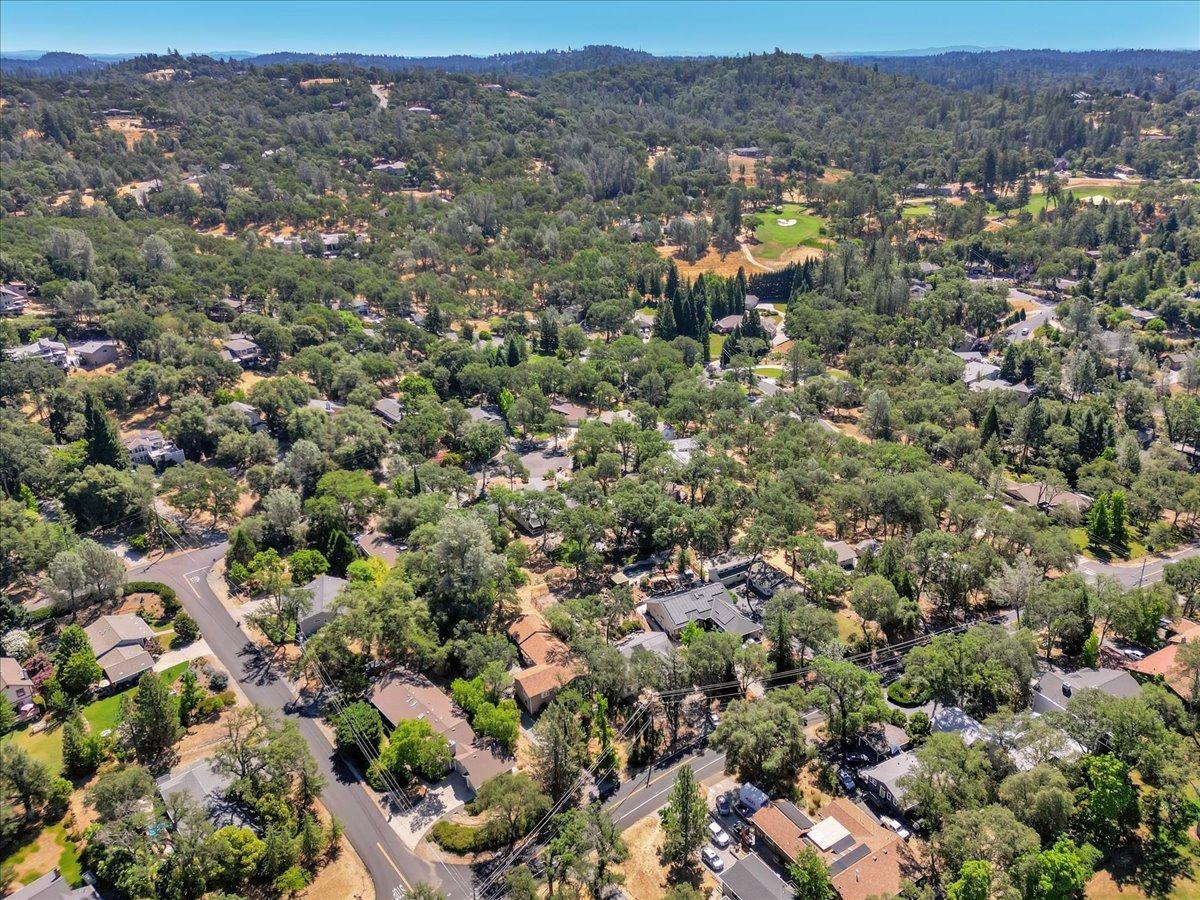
[1077,543,1200,588]
[128,541,473,900]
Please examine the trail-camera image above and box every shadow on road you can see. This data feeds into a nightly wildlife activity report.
[237,642,282,686]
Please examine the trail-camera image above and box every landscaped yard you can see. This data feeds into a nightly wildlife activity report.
[7,662,191,777]
[1068,526,1148,562]
[749,203,826,260]
[1,822,82,888]
[709,332,726,359]
[901,202,935,218]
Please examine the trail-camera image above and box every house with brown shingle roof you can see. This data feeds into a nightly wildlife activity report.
[368,673,514,793]
[507,612,581,714]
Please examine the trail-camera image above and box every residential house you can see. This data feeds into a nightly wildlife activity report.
[373,397,405,429]
[227,401,268,433]
[1003,479,1092,514]
[744,294,761,310]
[6,338,68,367]
[85,614,156,686]
[731,146,761,157]
[969,379,1036,405]
[721,854,791,900]
[9,869,101,900]
[706,556,753,588]
[751,799,815,866]
[369,673,514,794]
[507,611,580,714]
[549,399,589,427]
[859,751,921,812]
[297,574,349,638]
[615,630,673,660]
[1,283,29,316]
[713,314,743,334]
[1032,667,1141,715]
[305,398,345,416]
[371,160,407,173]
[643,582,761,640]
[0,657,36,718]
[962,359,1001,385]
[71,339,119,369]
[918,261,942,276]
[220,334,261,367]
[465,404,504,426]
[823,539,858,570]
[667,436,699,466]
[1125,619,1200,702]
[123,429,185,469]
[156,759,247,828]
[931,706,985,744]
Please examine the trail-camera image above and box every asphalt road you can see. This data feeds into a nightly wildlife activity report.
[604,746,727,830]
[1077,543,1200,587]
[128,541,473,900]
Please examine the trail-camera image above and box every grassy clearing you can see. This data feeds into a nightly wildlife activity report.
[10,723,65,775]
[754,366,784,378]
[709,333,726,359]
[750,203,826,260]
[994,185,1125,218]
[901,202,935,218]
[2,822,82,887]
[1068,527,1148,562]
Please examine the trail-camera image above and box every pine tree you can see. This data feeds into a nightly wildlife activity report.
[980,405,1001,445]
[734,266,747,303]
[121,671,182,765]
[539,315,559,354]
[661,764,707,871]
[228,526,257,567]
[1088,495,1112,547]
[83,393,127,468]
[1109,491,1129,550]
[665,262,679,302]
[653,300,678,341]
[325,529,356,577]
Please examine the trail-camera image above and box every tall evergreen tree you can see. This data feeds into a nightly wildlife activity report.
[1108,491,1129,549]
[653,300,678,341]
[83,393,127,468]
[665,262,679,303]
[980,404,1001,445]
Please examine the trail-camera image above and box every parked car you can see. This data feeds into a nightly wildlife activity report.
[845,753,871,768]
[879,815,912,839]
[838,768,856,792]
[708,821,732,848]
[701,847,724,872]
[707,711,720,729]
[716,794,731,817]
[1122,648,1146,661]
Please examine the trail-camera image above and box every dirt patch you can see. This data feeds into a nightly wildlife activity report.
[305,801,375,900]
[655,244,760,279]
[615,817,719,900]
[778,245,826,265]
[103,116,157,149]
[728,154,762,187]
[117,592,166,620]
[300,78,344,88]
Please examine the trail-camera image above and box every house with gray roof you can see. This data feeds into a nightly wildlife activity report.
[858,751,921,813]
[84,614,156,686]
[373,397,405,429]
[71,339,118,369]
[616,630,673,659]
[1032,667,1141,715]
[9,869,100,900]
[227,401,267,433]
[644,582,761,640]
[722,853,792,900]
[298,574,349,637]
[156,759,246,828]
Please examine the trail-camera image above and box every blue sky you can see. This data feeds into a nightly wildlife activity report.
[1,0,1196,56]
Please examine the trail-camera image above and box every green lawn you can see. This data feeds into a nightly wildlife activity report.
[1069,526,1148,562]
[994,185,1125,218]
[750,204,826,260]
[754,366,784,378]
[901,202,935,218]
[1,823,82,888]
[709,333,726,359]
[8,663,191,775]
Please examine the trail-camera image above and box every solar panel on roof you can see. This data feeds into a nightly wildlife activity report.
[829,842,871,875]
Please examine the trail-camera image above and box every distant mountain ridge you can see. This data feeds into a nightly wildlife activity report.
[240,45,665,74]
[0,51,110,75]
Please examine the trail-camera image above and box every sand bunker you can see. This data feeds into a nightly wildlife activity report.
[776,218,797,227]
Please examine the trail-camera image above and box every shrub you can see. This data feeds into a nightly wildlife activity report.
[430,821,480,854]
[208,670,229,691]
[123,581,180,616]
[173,614,199,645]
[886,675,929,707]
[127,533,151,552]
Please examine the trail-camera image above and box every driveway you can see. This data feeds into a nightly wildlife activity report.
[126,542,474,899]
